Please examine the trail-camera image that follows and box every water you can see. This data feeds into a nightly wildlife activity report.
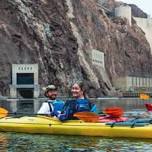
[0,133,152,152]
[0,98,152,151]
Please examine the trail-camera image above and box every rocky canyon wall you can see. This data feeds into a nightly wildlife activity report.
[0,0,152,97]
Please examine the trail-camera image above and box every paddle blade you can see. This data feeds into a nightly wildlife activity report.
[0,108,8,118]
[74,112,99,122]
[145,103,152,111]
[104,107,124,118]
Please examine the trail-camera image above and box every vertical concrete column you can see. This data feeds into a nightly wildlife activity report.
[150,78,152,87]
[8,99,17,113]
[33,64,39,98]
[126,76,132,91]
[12,64,17,85]
[34,85,40,98]
[10,64,17,98]
[34,64,38,85]
[136,77,139,87]
[148,78,150,87]
[115,5,132,26]
[10,85,17,98]
[33,99,40,113]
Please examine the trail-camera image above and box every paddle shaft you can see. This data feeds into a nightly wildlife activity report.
[0,111,51,117]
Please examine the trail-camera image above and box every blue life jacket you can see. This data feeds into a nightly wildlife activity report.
[75,99,91,112]
[90,104,98,113]
[47,100,64,116]
[58,98,96,121]
[75,99,97,113]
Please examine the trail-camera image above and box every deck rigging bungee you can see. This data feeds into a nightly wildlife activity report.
[106,118,152,127]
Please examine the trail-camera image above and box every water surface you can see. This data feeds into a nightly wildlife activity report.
[0,133,152,152]
[0,98,152,151]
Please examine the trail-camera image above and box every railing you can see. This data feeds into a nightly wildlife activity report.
[122,92,152,97]
[0,97,152,113]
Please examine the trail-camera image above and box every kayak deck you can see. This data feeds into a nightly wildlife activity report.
[0,116,152,138]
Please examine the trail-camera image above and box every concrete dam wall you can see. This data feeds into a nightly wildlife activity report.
[134,17,152,54]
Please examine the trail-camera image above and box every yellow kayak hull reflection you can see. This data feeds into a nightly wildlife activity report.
[0,116,152,138]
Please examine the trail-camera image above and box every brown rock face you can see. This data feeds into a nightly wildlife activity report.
[0,0,82,96]
[71,0,152,86]
[0,0,152,97]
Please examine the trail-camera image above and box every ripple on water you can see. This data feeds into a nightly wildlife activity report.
[0,133,152,152]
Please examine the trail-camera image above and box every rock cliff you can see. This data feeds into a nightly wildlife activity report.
[0,0,152,97]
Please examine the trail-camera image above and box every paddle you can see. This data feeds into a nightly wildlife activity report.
[0,107,51,118]
[0,107,101,123]
[74,112,100,122]
[74,107,124,122]
[104,107,124,118]
[0,107,124,123]
[0,107,8,118]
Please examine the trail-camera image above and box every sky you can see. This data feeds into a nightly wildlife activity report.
[116,0,152,17]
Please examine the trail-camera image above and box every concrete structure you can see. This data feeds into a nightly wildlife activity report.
[134,17,152,54]
[10,64,39,98]
[90,49,113,92]
[115,5,132,26]
[114,5,152,53]
[91,49,105,69]
[114,76,152,92]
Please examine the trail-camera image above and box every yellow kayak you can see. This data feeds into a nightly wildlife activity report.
[0,116,152,138]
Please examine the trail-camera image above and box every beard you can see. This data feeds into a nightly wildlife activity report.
[49,94,57,100]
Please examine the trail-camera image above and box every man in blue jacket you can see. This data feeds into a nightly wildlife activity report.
[37,85,64,116]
